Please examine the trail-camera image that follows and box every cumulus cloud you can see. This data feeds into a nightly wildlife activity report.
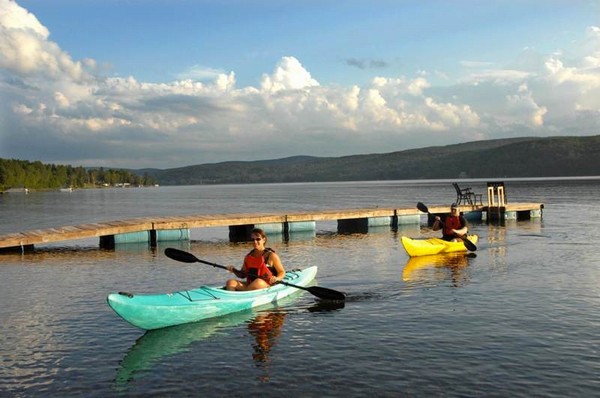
[1,0,600,169]
[0,1,88,81]
[260,56,319,92]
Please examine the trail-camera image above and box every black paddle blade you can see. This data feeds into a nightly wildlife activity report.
[164,247,199,263]
[461,236,477,251]
[307,286,346,301]
[416,202,429,214]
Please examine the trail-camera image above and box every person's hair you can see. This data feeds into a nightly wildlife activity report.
[251,228,267,242]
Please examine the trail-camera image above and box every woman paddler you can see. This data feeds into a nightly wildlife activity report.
[225,228,286,291]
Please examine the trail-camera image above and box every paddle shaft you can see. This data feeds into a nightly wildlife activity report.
[164,248,346,301]
[195,258,327,293]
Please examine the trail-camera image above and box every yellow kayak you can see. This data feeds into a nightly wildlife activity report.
[401,235,478,257]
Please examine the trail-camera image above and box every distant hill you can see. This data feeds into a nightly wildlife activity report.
[138,135,600,185]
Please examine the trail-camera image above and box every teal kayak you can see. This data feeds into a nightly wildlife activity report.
[107,266,318,330]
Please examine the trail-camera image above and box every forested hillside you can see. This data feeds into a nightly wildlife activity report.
[141,135,600,185]
[3,135,598,189]
[0,159,157,191]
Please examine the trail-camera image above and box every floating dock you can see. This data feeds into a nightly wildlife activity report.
[0,203,543,253]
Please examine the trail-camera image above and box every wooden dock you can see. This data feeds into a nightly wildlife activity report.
[0,203,543,252]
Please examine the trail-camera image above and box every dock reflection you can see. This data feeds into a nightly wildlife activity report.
[402,252,475,287]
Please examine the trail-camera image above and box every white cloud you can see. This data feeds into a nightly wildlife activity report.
[505,89,548,127]
[407,77,430,96]
[0,0,87,81]
[1,0,600,168]
[467,69,533,85]
[176,65,228,82]
[260,56,319,92]
[0,0,48,37]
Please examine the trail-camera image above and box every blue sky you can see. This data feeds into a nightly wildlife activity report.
[1,0,599,169]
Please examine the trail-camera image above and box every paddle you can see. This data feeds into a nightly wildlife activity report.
[416,202,477,251]
[164,248,346,301]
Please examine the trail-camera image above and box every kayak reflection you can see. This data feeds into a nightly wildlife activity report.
[115,307,257,385]
[402,252,475,288]
[114,289,335,386]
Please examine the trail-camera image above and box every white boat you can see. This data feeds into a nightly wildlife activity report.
[4,187,29,194]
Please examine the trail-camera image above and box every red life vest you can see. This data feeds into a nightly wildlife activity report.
[443,216,463,236]
[244,250,274,283]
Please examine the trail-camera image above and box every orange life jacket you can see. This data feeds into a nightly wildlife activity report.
[244,249,274,283]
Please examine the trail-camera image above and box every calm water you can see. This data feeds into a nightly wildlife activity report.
[1,179,599,397]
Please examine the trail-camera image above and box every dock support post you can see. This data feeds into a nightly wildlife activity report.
[0,244,34,253]
[338,217,392,233]
[149,230,157,248]
[99,235,115,249]
[391,214,398,231]
[229,225,254,242]
[338,218,369,234]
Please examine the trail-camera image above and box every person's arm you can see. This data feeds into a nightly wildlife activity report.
[227,261,247,278]
[452,217,468,236]
[432,216,442,231]
[268,252,286,283]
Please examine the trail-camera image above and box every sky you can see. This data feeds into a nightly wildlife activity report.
[1,0,600,169]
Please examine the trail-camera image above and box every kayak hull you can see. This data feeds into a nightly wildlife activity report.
[401,235,478,257]
[107,266,318,330]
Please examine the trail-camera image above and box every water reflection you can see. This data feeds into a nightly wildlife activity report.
[0,246,120,264]
[304,299,346,312]
[115,308,256,385]
[247,299,344,382]
[248,311,286,366]
[402,253,475,287]
[114,290,338,386]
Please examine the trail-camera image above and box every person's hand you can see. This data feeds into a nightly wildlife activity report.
[226,265,234,273]
[270,275,280,284]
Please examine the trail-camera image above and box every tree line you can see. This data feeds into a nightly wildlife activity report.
[0,158,158,191]
[145,135,600,185]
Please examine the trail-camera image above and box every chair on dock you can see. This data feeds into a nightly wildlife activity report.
[452,183,482,205]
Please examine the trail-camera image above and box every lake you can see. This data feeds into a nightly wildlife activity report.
[0,178,598,397]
